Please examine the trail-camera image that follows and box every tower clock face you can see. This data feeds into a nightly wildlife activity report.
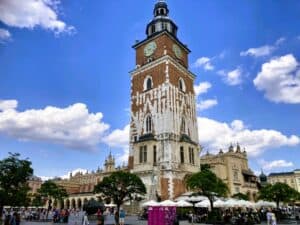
[144,41,157,57]
[173,44,182,59]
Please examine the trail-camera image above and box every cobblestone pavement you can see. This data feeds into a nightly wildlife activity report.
[20,215,299,225]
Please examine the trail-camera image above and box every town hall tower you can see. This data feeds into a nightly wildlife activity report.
[128,0,200,200]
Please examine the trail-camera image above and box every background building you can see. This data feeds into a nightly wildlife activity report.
[200,144,259,201]
[268,169,300,192]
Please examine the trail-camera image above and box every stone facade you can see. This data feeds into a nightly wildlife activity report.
[200,144,259,201]
[268,169,300,192]
[129,1,200,200]
[28,153,127,209]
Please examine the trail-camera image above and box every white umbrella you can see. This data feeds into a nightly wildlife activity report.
[159,200,177,206]
[188,195,208,202]
[195,200,210,208]
[224,199,240,207]
[175,200,193,207]
[255,200,276,208]
[141,200,159,207]
[214,199,226,208]
[105,203,116,207]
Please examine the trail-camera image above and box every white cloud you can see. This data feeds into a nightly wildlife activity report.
[0,28,11,43]
[253,54,300,104]
[197,99,218,111]
[197,117,300,157]
[0,0,74,34]
[193,57,214,71]
[240,37,285,57]
[194,82,212,97]
[103,124,130,164]
[259,159,294,171]
[0,100,17,111]
[0,100,110,149]
[218,68,242,86]
[240,45,274,57]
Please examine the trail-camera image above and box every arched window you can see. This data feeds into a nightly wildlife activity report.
[160,9,164,15]
[144,76,153,91]
[146,115,152,133]
[180,146,184,164]
[153,145,157,165]
[179,78,186,92]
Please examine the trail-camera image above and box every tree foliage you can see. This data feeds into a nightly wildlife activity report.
[38,180,68,210]
[232,192,249,201]
[82,199,105,215]
[94,171,146,211]
[186,169,228,210]
[0,153,33,211]
[258,182,300,208]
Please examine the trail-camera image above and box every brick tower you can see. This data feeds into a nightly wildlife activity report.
[128,0,200,200]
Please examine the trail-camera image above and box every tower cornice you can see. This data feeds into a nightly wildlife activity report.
[132,30,191,53]
[130,55,196,80]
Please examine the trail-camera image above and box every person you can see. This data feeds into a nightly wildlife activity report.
[119,209,125,225]
[96,209,104,225]
[114,210,119,225]
[266,209,272,225]
[270,211,277,225]
[188,211,194,225]
[82,212,89,225]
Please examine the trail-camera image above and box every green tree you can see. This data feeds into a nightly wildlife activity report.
[38,180,68,211]
[94,171,146,211]
[31,193,44,207]
[186,169,228,211]
[232,192,249,201]
[258,182,300,208]
[0,153,33,217]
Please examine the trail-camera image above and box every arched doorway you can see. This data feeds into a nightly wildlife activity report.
[66,199,70,209]
[60,199,64,209]
[71,199,76,209]
[77,199,82,209]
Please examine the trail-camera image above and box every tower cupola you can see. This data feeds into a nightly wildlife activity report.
[146,0,178,38]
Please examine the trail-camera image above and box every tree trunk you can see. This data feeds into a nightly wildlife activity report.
[276,200,279,209]
[0,205,3,221]
[209,198,214,212]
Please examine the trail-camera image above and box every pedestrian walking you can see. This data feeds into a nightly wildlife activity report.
[82,212,89,225]
[119,209,125,225]
[114,210,119,225]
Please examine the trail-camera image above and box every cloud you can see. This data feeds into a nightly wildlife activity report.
[240,45,275,57]
[259,159,294,171]
[103,124,130,164]
[197,117,300,157]
[193,57,214,71]
[240,37,285,57]
[197,99,218,111]
[194,82,212,97]
[0,28,11,43]
[0,100,17,111]
[253,54,300,104]
[0,100,110,149]
[218,68,242,86]
[0,0,74,35]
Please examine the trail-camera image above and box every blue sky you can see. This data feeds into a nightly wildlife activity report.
[0,0,299,179]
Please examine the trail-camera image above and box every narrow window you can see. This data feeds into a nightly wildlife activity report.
[153,145,157,165]
[179,79,183,91]
[143,146,147,163]
[139,146,143,163]
[180,146,184,164]
[189,147,195,164]
[146,116,152,133]
[146,78,152,90]
[181,118,185,134]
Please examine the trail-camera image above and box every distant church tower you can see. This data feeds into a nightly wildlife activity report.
[128,0,200,200]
